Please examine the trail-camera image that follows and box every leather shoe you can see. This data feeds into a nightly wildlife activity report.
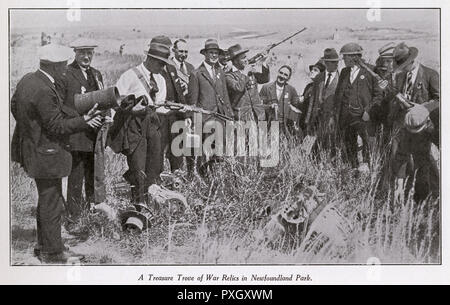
[38,251,85,264]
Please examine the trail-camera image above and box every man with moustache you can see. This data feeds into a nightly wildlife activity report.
[61,38,112,225]
[226,44,270,121]
[11,44,103,263]
[259,65,301,136]
[334,43,383,169]
[108,36,171,205]
[187,39,234,175]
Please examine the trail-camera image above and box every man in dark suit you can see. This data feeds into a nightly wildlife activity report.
[62,38,110,222]
[156,36,187,174]
[259,65,301,136]
[226,44,270,121]
[172,38,195,96]
[187,39,234,174]
[334,43,383,168]
[390,43,439,202]
[11,44,102,263]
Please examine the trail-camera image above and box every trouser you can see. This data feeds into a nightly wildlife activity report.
[35,178,66,254]
[67,126,107,218]
[341,121,371,168]
[125,122,162,204]
[158,113,183,172]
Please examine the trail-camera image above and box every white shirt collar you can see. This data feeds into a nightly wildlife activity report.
[203,61,216,78]
[351,65,360,72]
[173,57,184,67]
[39,69,55,83]
[276,83,285,90]
[141,63,151,75]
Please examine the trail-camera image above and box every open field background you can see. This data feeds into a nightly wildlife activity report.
[9,9,440,265]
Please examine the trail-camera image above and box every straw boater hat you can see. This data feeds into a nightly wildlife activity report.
[120,209,151,232]
[339,42,363,55]
[393,42,419,67]
[321,48,339,61]
[144,35,172,65]
[69,38,98,50]
[200,38,221,55]
[227,44,249,60]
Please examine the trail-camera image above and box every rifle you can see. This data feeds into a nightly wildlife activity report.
[357,58,417,110]
[154,101,234,121]
[247,27,308,65]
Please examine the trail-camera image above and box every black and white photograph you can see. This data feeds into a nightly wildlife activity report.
[2,0,449,285]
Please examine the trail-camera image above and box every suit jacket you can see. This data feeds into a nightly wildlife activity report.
[334,65,382,127]
[162,64,186,104]
[11,70,88,179]
[309,70,339,125]
[226,65,270,121]
[259,82,300,124]
[62,61,104,152]
[187,63,234,121]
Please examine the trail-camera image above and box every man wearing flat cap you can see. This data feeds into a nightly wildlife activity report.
[11,44,103,263]
[308,48,341,145]
[109,35,171,205]
[334,42,383,169]
[226,44,270,121]
[186,39,234,175]
[61,38,111,226]
[390,42,439,202]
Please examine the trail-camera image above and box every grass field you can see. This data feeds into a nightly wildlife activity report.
[9,21,440,265]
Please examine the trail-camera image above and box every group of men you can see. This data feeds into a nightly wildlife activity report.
[11,33,439,263]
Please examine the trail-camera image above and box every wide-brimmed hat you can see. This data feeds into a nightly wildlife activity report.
[309,60,326,72]
[70,38,98,50]
[340,42,363,55]
[200,38,221,55]
[321,48,339,61]
[393,42,419,66]
[378,42,396,58]
[120,209,151,231]
[145,36,172,65]
[227,44,249,60]
[404,104,430,133]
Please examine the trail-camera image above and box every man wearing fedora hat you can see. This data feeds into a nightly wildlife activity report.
[389,42,439,202]
[109,35,172,205]
[186,38,234,175]
[334,42,383,168]
[61,38,112,226]
[226,44,270,121]
[307,48,340,142]
[11,44,103,263]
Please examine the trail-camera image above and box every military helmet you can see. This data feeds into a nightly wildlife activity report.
[339,42,363,55]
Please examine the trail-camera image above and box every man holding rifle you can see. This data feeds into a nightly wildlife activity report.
[109,36,171,205]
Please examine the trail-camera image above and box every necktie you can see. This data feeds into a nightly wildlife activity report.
[211,66,216,80]
[86,67,97,89]
[325,72,332,89]
[405,71,413,96]
[180,62,187,75]
[149,73,159,101]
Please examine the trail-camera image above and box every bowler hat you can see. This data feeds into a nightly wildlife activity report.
[120,209,151,232]
[393,42,418,66]
[404,104,430,133]
[321,48,339,61]
[227,44,249,60]
[200,38,221,55]
[70,38,98,50]
[340,42,363,55]
[309,60,326,73]
[145,36,172,65]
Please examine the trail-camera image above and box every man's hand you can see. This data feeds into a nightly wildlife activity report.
[83,103,103,128]
[362,111,370,122]
[271,103,278,109]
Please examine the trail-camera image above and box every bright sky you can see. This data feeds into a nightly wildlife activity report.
[10,8,439,32]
